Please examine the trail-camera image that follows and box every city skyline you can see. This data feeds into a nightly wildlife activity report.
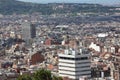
[18,0,120,5]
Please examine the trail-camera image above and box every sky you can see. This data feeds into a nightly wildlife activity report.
[18,0,120,5]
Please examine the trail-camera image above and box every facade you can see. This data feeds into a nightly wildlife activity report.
[58,48,91,80]
[21,22,36,46]
[30,52,44,65]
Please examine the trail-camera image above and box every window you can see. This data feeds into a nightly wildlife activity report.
[59,57,88,60]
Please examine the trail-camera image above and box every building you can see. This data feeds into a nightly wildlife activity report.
[30,52,44,65]
[58,48,91,80]
[21,22,36,46]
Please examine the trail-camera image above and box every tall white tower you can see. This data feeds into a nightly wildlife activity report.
[58,48,91,80]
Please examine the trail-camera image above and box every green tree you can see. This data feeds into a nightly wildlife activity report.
[52,76,63,80]
[17,74,32,80]
[17,69,63,80]
[33,69,52,80]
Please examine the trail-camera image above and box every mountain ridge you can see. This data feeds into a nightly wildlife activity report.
[0,0,118,15]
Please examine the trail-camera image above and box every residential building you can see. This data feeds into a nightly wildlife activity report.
[58,48,91,80]
[21,22,36,46]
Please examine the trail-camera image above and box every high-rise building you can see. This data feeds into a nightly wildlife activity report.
[21,22,36,46]
[58,48,91,80]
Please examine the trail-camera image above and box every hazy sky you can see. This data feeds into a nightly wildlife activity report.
[18,0,120,4]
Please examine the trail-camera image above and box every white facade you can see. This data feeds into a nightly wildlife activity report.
[89,42,100,52]
[97,33,108,38]
[58,49,91,80]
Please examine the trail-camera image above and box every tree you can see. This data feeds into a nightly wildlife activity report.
[52,75,63,80]
[17,74,32,80]
[33,69,52,80]
[17,69,63,80]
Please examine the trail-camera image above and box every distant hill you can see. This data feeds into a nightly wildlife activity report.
[0,0,119,15]
[0,0,33,14]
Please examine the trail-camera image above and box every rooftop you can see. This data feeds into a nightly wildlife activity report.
[58,48,90,57]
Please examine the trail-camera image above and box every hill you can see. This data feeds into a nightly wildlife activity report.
[0,0,33,14]
[0,0,119,15]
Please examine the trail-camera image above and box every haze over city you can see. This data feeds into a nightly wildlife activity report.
[18,0,120,4]
[0,0,120,80]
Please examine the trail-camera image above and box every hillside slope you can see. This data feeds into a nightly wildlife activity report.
[0,0,118,15]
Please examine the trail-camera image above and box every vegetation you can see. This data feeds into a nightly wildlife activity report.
[0,0,119,15]
[17,69,63,80]
[17,74,32,80]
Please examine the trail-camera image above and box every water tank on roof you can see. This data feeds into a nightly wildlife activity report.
[80,49,82,54]
[72,50,76,55]
[65,50,69,55]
